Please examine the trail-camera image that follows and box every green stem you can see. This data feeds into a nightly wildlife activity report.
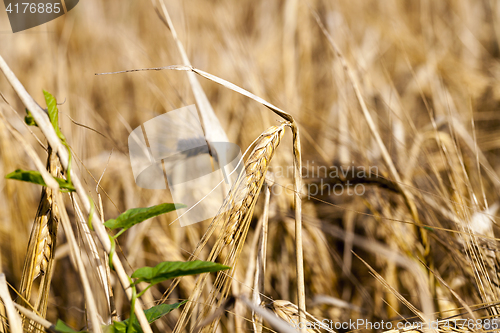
[63,142,72,184]
[137,285,152,298]
[114,228,127,239]
[108,235,116,270]
[88,196,94,231]
[127,277,137,333]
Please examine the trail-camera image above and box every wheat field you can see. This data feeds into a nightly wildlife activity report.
[2,0,500,332]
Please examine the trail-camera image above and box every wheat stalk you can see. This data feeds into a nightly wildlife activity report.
[170,123,288,333]
[18,147,61,332]
[0,274,22,333]
[13,303,55,332]
[251,179,271,333]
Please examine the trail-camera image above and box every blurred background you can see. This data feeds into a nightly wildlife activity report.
[2,0,500,331]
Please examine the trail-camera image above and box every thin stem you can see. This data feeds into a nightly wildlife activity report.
[56,191,103,333]
[127,280,137,333]
[291,122,306,331]
[252,181,271,333]
[0,274,22,333]
[72,195,112,324]
[13,304,56,333]
[114,228,127,239]
[137,285,152,298]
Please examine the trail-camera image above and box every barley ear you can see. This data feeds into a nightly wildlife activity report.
[18,147,61,332]
[173,124,287,333]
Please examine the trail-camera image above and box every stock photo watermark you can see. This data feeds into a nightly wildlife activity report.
[3,0,79,32]
[291,318,500,331]
[128,105,243,227]
[270,161,379,199]
[128,105,378,226]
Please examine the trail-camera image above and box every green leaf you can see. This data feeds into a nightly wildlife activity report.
[42,90,73,185]
[104,321,127,333]
[54,319,83,333]
[24,109,37,126]
[132,260,230,286]
[5,169,75,192]
[43,90,64,140]
[104,302,187,333]
[104,203,185,233]
[142,302,187,323]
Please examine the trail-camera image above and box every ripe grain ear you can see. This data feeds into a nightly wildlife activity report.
[172,123,288,333]
[18,147,61,332]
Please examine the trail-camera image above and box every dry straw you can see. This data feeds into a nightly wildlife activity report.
[251,179,271,333]
[0,274,22,333]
